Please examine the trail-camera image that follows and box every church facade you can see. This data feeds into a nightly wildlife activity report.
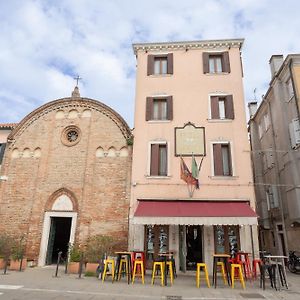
[0,87,132,265]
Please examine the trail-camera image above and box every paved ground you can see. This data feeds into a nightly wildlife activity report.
[0,266,300,299]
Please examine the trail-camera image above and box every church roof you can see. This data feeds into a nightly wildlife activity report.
[0,123,18,129]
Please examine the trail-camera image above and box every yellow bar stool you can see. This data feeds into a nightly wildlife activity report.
[231,264,245,289]
[132,259,145,284]
[166,261,174,285]
[118,258,129,281]
[196,263,210,288]
[102,258,115,282]
[151,261,165,286]
[217,261,227,285]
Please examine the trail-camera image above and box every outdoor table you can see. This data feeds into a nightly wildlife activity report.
[158,252,174,286]
[264,255,288,290]
[114,251,132,284]
[212,254,231,288]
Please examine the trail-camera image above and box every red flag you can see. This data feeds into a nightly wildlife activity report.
[180,157,198,187]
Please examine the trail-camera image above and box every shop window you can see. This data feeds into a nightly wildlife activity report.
[214,225,240,257]
[145,225,169,269]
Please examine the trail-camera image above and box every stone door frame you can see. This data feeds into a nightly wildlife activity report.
[38,211,77,266]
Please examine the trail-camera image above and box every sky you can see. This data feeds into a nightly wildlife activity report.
[0,0,300,128]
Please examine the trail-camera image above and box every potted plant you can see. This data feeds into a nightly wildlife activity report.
[67,243,83,274]
[85,235,116,275]
[0,234,13,269]
[9,236,27,271]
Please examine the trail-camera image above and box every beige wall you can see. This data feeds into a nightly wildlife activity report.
[130,41,259,268]
[0,129,12,143]
[131,46,256,210]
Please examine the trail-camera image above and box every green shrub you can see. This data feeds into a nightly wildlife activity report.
[11,236,26,260]
[68,243,82,262]
[85,235,117,263]
[84,271,96,277]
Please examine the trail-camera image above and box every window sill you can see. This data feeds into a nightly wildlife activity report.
[148,74,172,78]
[209,175,238,180]
[147,120,172,123]
[205,72,230,75]
[207,119,233,123]
[145,175,172,179]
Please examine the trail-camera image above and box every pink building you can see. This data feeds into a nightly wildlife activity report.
[0,123,16,172]
[129,39,259,272]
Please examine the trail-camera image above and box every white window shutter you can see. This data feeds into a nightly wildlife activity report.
[293,118,300,144]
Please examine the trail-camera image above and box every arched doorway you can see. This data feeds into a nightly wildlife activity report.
[38,192,78,266]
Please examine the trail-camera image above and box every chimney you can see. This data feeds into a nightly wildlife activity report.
[269,55,283,78]
[248,101,258,119]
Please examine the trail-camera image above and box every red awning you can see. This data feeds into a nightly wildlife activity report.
[133,201,257,225]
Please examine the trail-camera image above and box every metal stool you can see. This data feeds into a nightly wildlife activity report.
[196,263,210,288]
[231,264,245,289]
[102,259,115,282]
[132,260,145,284]
[117,258,130,281]
[217,261,227,285]
[151,262,164,286]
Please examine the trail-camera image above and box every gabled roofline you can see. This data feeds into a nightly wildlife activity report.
[132,38,244,55]
[8,97,132,142]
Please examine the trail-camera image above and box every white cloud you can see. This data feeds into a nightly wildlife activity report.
[0,0,299,126]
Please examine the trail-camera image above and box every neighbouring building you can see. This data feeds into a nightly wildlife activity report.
[249,54,300,255]
[129,39,259,273]
[0,87,132,265]
[0,123,17,172]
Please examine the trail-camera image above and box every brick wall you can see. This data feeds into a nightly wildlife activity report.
[0,98,132,261]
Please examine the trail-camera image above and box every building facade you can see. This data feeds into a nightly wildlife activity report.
[249,54,300,254]
[0,87,132,265]
[129,39,259,272]
[0,123,16,172]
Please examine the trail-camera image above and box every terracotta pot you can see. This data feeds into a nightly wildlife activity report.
[0,258,5,269]
[68,262,80,274]
[85,262,98,273]
[9,258,27,271]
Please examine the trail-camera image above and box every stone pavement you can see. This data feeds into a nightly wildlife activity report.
[0,266,300,299]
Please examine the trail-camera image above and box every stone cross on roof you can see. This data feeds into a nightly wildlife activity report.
[71,75,82,98]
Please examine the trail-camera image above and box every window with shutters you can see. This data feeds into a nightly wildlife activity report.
[154,57,167,75]
[150,143,168,176]
[146,96,173,121]
[210,95,234,120]
[212,143,232,176]
[147,54,173,76]
[203,52,231,74]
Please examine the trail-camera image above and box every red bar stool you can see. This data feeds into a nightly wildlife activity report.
[236,252,252,280]
[131,251,146,274]
[252,259,262,279]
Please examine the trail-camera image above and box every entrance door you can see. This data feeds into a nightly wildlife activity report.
[46,217,72,264]
[145,225,169,269]
[186,225,203,270]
